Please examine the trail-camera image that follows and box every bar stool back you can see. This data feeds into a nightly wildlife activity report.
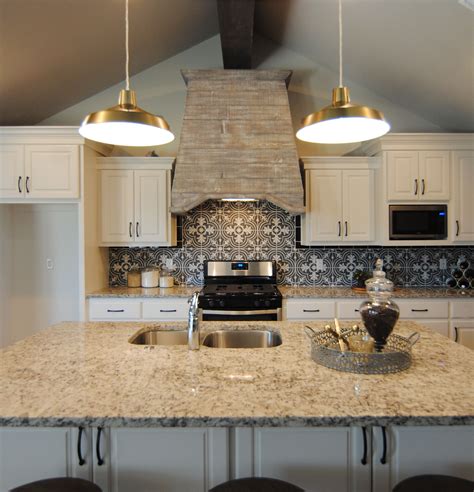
[393,474,474,492]
[10,477,102,492]
[210,477,304,491]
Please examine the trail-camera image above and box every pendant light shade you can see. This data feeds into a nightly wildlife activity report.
[296,87,390,144]
[296,1,390,144]
[79,89,174,146]
[79,0,174,147]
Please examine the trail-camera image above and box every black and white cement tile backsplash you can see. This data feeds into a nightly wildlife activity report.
[109,200,474,288]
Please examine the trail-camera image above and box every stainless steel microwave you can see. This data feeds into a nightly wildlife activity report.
[389,205,447,240]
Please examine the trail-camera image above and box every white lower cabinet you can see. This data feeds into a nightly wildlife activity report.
[372,425,474,492]
[233,427,370,492]
[93,427,229,492]
[0,427,91,491]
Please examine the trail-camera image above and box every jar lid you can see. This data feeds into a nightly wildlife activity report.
[365,259,393,297]
[141,267,159,273]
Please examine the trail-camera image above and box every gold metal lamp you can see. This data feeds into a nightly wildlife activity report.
[296,0,390,144]
[79,0,174,147]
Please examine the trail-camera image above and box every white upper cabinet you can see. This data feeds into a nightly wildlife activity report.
[452,150,474,242]
[387,150,450,201]
[98,158,176,247]
[0,143,80,200]
[301,157,376,245]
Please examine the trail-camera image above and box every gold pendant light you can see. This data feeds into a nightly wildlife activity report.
[79,0,174,147]
[296,0,390,144]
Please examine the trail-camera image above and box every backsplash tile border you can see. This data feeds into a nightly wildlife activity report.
[109,200,474,288]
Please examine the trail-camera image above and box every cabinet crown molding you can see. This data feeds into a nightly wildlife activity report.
[96,157,174,170]
[360,133,474,155]
[301,156,380,170]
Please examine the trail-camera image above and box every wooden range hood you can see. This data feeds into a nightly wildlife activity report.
[171,69,304,214]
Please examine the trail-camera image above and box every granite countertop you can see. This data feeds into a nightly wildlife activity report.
[88,285,473,299]
[1,320,473,428]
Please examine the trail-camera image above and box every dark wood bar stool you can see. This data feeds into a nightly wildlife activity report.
[393,474,474,492]
[209,477,304,492]
[10,477,102,492]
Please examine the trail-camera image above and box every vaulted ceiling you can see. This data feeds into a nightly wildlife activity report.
[1,0,473,131]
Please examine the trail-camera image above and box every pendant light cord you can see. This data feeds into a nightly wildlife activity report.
[125,0,130,90]
[339,0,343,88]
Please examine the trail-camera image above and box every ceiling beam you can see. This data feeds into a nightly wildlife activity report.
[217,0,255,69]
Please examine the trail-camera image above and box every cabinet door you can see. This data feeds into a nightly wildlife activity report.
[25,145,80,198]
[93,427,229,492]
[342,170,373,241]
[407,319,449,337]
[372,426,474,492]
[451,320,474,349]
[100,170,134,244]
[285,299,336,320]
[452,150,474,242]
[0,145,24,198]
[134,170,169,244]
[0,427,91,491]
[418,151,450,200]
[386,151,419,200]
[237,427,370,492]
[306,170,343,242]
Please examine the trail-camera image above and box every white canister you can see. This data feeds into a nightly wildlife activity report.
[141,268,160,288]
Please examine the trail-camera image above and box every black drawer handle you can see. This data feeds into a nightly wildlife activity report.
[129,221,133,238]
[380,426,387,465]
[421,178,425,195]
[354,309,359,312]
[96,427,104,466]
[361,427,368,465]
[414,178,418,195]
[159,309,177,313]
[26,176,30,193]
[107,309,125,313]
[18,176,22,193]
[136,221,140,238]
[303,309,320,313]
[338,221,341,237]
[77,426,86,466]
[344,221,348,237]
[454,326,459,342]
[411,309,428,312]
[456,220,460,236]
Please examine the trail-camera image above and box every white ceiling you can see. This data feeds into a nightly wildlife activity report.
[1,0,473,131]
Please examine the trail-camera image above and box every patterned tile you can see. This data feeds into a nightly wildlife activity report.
[108,200,474,288]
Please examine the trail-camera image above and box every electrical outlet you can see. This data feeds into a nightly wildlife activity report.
[439,258,447,270]
[315,259,324,271]
[46,258,54,270]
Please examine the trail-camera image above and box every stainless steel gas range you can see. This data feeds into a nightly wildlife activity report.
[198,261,282,321]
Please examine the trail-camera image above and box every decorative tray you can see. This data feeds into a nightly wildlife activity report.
[306,327,420,375]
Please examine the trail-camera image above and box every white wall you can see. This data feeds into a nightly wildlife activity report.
[2,204,80,347]
[40,35,441,157]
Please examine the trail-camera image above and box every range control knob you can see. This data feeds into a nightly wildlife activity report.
[254,300,261,308]
[219,300,225,308]
[264,300,271,307]
[209,300,215,308]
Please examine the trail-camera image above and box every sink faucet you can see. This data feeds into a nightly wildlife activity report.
[188,292,201,350]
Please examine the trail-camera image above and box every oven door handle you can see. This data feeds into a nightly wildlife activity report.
[202,309,279,316]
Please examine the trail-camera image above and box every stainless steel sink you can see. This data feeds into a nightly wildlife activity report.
[202,330,282,348]
[129,329,188,346]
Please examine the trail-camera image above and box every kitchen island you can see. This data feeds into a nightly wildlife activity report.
[1,320,473,492]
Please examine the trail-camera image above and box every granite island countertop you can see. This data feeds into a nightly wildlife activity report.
[87,286,473,299]
[1,320,473,428]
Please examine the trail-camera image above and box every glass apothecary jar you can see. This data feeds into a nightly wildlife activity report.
[359,259,400,351]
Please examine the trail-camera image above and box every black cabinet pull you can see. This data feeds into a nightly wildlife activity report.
[338,221,341,237]
[411,308,428,312]
[344,221,348,237]
[456,220,460,236]
[361,427,368,465]
[18,176,22,193]
[380,426,387,464]
[454,327,459,342]
[129,222,133,238]
[107,309,125,313]
[303,309,320,313]
[96,427,104,466]
[354,309,359,312]
[159,309,177,313]
[414,179,418,195]
[77,426,86,466]
[136,222,140,238]
[421,178,425,195]
[26,176,30,193]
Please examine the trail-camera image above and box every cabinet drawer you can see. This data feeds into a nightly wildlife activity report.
[397,300,448,319]
[451,301,474,319]
[142,298,189,320]
[285,299,335,320]
[337,301,363,319]
[89,300,141,320]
